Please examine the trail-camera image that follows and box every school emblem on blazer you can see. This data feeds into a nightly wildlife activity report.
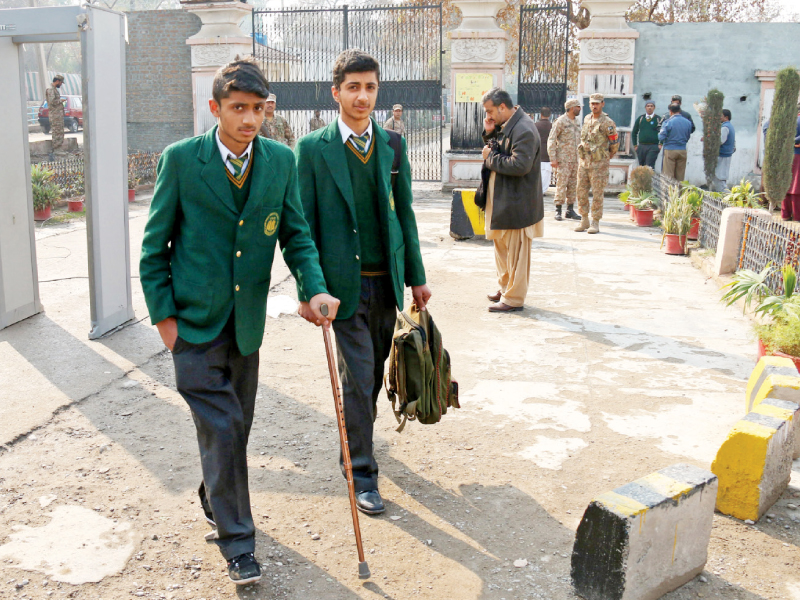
[264,212,279,236]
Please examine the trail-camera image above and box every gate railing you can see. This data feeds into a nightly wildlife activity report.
[737,211,800,295]
[33,152,161,198]
[252,3,443,181]
[518,1,571,116]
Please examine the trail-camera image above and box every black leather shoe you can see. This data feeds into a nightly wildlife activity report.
[227,553,262,585]
[356,490,385,515]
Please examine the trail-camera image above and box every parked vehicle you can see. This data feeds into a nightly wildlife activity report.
[38,95,83,133]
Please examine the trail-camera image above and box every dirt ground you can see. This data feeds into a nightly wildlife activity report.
[0,186,798,600]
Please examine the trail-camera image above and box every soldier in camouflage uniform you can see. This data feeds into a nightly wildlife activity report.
[382,104,405,137]
[259,93,296,149]
[547,98,582,221]
[575,93,619,234]
[45,75,66,154]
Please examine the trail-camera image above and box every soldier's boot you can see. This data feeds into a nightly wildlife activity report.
[565,204,581,220]
[555,205,563,221]
[574,215,590,232]
[587,219,600,234]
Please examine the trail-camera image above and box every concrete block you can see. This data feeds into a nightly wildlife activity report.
[571,464,717,600]
[713,207,745,276]
[746,355,800,412]
[449,189,485,240]
[711,405,795,521]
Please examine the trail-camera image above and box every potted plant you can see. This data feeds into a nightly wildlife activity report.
[660,186,693,255]
[627,165,655,221]
[68,197,84,213]
[31,164,62,221]
[618,189,636,220]
[721,264,800,369]
[128,173,138,202]
[682,186,703,240]
[629,191,657,227]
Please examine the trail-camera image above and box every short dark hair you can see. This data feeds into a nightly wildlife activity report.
[212,58,269,104]
[333,49,380,90]
[722,108,732,120]
[540,107,551,118]
[482,87,514,109]
[668,103,681,114]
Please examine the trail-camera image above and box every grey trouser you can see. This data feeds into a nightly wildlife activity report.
[636,144,659,168]
[332,275,396,493]
[172,314,259,560]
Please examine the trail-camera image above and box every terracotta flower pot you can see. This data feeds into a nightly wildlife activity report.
[635,208,654,227]
[34,206,52,221]
[629,205,636,221]
[663,233,687,255]
[128,188,136,202]
[757,339,800,372]
[68,199,84,212]
[688,218,700,240]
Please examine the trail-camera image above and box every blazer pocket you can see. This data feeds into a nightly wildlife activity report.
[172,277,214,325]
[257,205,283,246]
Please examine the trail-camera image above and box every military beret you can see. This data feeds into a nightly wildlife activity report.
[564,98,580,110]
[266,93,277,102]
[589,93,604,103]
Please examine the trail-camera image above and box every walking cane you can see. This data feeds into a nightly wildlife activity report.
[320,304,370,580]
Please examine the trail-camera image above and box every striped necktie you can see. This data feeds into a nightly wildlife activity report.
[349,132,370,157]
[228,153,249,182]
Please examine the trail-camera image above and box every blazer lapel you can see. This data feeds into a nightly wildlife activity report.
[198,125,240,216]
[321,121,357,222]
[241,137,276,221]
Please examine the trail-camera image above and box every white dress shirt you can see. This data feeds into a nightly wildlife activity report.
[337,116,373,152]
[216,128,253,176]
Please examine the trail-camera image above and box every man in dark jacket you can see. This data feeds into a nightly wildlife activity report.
[481,88,544,313]
[663,94,695,134]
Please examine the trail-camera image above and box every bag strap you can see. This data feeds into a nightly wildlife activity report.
[386,129,402,190]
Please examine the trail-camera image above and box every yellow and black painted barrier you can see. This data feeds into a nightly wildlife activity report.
[745,355,800,412]
[450,189,485,240]
[711,402,795,521]
[571,464,717,600]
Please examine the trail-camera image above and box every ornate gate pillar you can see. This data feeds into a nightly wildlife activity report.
[577,0,638,188]
[442,0,508,189]
[181,0,252,135]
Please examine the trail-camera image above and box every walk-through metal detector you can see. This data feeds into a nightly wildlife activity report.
[0,4,133,338]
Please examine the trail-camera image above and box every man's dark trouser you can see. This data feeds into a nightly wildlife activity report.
[636,144,659,168]
[332,275,396,493]
[172,314,259,560]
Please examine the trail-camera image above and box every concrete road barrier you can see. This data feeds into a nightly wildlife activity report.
[450,189,485,240]
[571,464,717,600]
[711,403,795,521]
[746,355,800,412]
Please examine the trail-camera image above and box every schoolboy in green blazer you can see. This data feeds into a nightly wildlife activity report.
[140,59,339,585]
[294,50,430,515]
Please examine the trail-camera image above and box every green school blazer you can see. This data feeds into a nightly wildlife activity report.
[139,126,327,356]
[294,119,426,320]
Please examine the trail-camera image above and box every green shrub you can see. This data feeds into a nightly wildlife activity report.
[703,89,724,189]
[31,164,62,211]
[763,67,800,212]
[629,166,654,195]
[756,318,800,357]
[723,179,763,208]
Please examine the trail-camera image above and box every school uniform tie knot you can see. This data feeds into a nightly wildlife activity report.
[228,153,249,180]
[350,132,370,157]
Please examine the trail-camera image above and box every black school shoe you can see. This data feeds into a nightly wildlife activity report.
[356,490,385,515]
[227,553,262,585]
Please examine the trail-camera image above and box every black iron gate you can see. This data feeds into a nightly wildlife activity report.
[252,4,443,181]
[518,1,571,116]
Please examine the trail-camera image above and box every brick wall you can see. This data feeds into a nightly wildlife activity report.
[126,11,201,152]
